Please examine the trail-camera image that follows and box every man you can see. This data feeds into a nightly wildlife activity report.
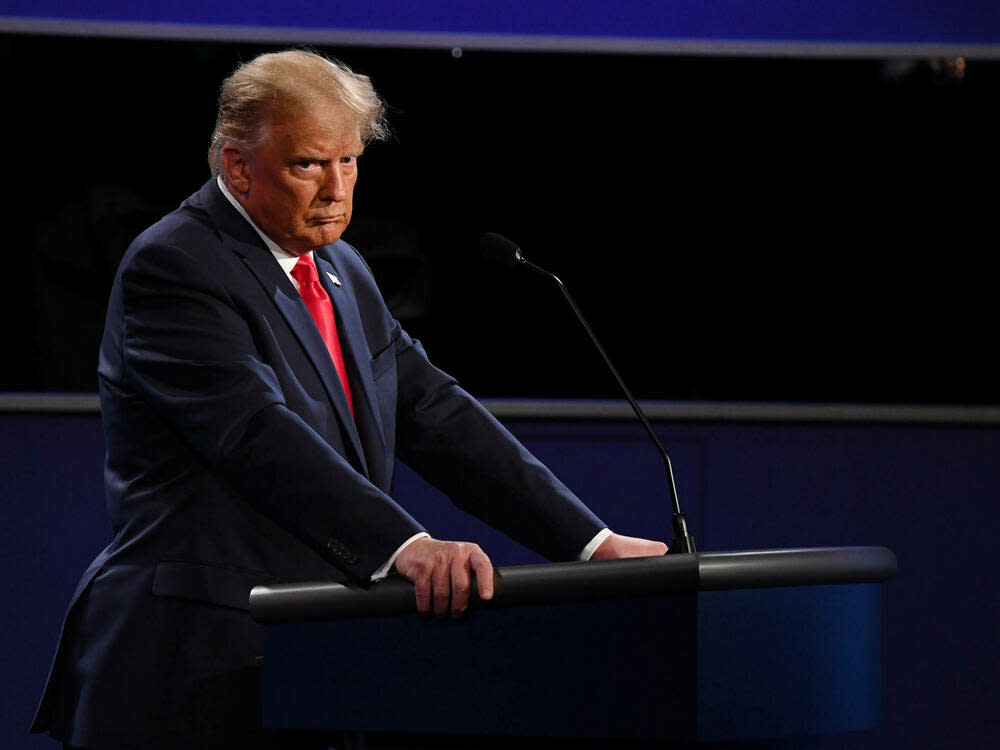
[33,50,666,749]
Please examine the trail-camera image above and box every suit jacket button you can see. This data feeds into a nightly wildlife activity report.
[326,537,358,564]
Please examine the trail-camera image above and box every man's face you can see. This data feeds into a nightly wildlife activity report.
[228,102,364,254]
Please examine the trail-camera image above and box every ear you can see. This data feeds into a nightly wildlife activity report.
[220,144,252,195]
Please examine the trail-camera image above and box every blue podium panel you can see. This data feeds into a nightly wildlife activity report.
[260,582,884,743]
[696,584,882,742]
[263,594,700,740]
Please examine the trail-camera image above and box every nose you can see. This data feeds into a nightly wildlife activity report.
[319,164,348,203]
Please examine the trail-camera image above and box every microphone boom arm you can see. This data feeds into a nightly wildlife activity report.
[520,258,696,555]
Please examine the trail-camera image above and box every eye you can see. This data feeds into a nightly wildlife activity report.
[295,159,318,170]
[342,155,359,165]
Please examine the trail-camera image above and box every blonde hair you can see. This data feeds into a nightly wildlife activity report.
[207,49,389,175]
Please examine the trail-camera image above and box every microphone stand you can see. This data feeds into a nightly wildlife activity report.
[497,242,696,554]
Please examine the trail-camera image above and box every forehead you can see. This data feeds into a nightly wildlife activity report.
[264,101,363,153]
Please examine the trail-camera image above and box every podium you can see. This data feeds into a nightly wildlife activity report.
[250,547,896,746]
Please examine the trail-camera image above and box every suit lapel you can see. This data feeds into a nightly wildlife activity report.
[199,180,368,475]
[315,252,389,487]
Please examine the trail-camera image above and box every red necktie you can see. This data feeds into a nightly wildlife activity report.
[291,254,354,416]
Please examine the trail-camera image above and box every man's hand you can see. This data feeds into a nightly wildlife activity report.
[393,537,494,618]
[591,532,668,560]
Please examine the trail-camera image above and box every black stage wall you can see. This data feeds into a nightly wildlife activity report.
[2,33,997,404]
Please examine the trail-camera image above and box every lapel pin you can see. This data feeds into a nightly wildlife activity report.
[326,272,342,287]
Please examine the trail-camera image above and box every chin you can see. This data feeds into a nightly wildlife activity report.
[314,227,345,247]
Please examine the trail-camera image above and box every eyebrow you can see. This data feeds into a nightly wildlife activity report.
[290,146,364,163]
[288,154,329,166]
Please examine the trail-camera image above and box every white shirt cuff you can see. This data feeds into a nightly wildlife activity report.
[579,528,613,561]
[370,532,430,582]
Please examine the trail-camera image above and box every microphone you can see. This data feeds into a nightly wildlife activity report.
[478,233,696,554]
[479,232,524,269]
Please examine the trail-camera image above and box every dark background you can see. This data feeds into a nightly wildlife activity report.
[2,33,997,404]
[3,29,998,750]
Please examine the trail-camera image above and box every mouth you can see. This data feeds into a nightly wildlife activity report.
[309,215,344,225]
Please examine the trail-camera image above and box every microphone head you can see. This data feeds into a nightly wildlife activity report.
[479,232,524,269]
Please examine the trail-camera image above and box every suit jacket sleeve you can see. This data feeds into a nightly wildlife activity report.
[389,321,606,562]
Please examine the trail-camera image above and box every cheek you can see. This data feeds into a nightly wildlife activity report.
[297,187,324,215]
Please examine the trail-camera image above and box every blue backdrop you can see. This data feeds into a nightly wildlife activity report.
[3,404,997,749]
[2,1,998,48]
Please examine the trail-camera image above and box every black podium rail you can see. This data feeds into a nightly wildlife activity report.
[249,546,896,622]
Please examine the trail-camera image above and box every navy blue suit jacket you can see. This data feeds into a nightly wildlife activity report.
[32,179,604,746]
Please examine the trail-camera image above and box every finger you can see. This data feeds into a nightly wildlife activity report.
[431,558,451,618]
[641,539,669,557]
[413,575,432,617]
[450,559,471,617]
[470,550,494,600]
